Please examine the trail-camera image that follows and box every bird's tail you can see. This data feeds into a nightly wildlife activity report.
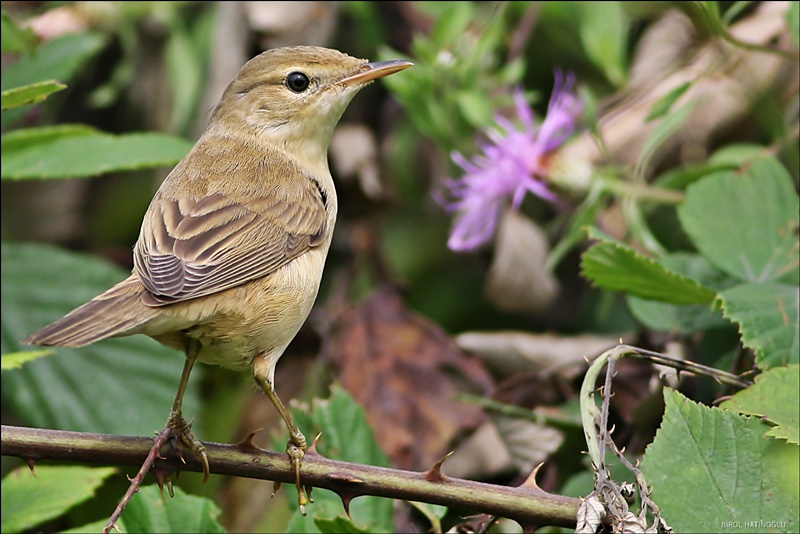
[23,275,159,347]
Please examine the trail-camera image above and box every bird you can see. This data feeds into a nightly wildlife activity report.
[22,45,412,511]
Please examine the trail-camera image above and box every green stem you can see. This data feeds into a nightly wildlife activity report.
[599,175,685,204]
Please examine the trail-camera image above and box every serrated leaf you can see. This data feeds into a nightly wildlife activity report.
[278,384,393,533]
[581,227,717,305]
[641,389,799,533]
[626,253,733,333]
[120,485,225,533]
[1,465,116,533]
[646,82,691,121]
[721,364,800,444]
[678,158,800,284]
[1,242,199,436]
[1,131,192,180]
[718,283,799,368]
[627,295,729,333]
[1,80,66,110]
[1,349,53,370]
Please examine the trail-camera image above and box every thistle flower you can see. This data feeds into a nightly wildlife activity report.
[442,72,582,252]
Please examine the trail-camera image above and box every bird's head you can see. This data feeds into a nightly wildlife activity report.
[210,46,411,161]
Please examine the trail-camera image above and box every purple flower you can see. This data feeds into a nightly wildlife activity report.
[442,72,582,252]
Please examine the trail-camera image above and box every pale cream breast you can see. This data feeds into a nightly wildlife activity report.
[144,242,330,371]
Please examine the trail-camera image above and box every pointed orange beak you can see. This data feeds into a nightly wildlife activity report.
[339,59,413,86]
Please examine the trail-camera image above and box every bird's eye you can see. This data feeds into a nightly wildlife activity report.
[286,72,310,93]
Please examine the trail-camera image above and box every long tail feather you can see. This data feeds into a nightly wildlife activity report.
[23,275,158,348]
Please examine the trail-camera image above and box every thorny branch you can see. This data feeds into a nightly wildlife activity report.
[1,424,580,529]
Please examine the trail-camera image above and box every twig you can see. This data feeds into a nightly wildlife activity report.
[576,343,744,532]
[102,427,172,533]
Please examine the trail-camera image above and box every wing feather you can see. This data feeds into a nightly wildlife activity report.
[134,170,327,306]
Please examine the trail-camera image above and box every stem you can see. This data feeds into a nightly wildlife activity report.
[599,175,685,204]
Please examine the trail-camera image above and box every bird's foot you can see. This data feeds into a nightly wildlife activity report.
[287,433,309,514]
[164,412,210,482]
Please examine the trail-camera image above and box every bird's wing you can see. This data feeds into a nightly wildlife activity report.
[134,174,328,306]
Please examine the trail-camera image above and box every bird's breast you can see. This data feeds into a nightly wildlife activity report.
[149,245,330,371]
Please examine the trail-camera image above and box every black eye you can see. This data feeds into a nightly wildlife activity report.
[286,72,310,93]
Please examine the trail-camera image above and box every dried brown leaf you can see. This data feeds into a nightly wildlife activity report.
[327,285,494,470]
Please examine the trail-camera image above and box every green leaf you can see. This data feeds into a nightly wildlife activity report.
[279,384,393,533]
[788,0,799,48]
[407,501,449,532]
[626,253,732,333]
[627,296,728,333]
[678,158,800,284]
[1,32,105,129]
[0,349,53,370]
[164,20,204,134]
[120,485,225,533]
[578,1,628,86]
[455,90,493,128]
[0,11,38,54]
[718,283,799,368]
[1,242,200,436]
[429,2,474,46]
[635,100,694,180]
[721,365,800,444]
[1,124,100,152]
[546,182,608,271]
[1,131,192,180]
[1,80,66,110]
[708,143,771,166]
[652,161,738,191]
[315,516,371,533]
[1,465,116,533]
[0,33,105,91]
[645,82,691,122]
[641,389,799,533]
[580,227,717,305]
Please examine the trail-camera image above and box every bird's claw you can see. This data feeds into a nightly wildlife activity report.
[287,441,307,515]
[166,413,210,482]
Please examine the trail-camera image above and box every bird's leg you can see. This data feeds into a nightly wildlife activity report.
[162,339,209,480]
[253,354,309,513]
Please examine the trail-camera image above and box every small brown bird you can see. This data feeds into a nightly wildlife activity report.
[23,46,411,510]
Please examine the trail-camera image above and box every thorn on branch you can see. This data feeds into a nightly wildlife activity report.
[520,462,544,491]
[307,432,323,456]
[423,451,453,483]
[338,491,353,519]
[236,428,262,450]
[153,468,174,499]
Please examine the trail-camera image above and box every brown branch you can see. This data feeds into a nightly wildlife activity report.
[1,424,579,528]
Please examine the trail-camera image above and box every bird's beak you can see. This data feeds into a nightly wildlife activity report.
[339,59,413,86]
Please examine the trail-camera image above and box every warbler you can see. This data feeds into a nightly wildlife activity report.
[23,45,412,510]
